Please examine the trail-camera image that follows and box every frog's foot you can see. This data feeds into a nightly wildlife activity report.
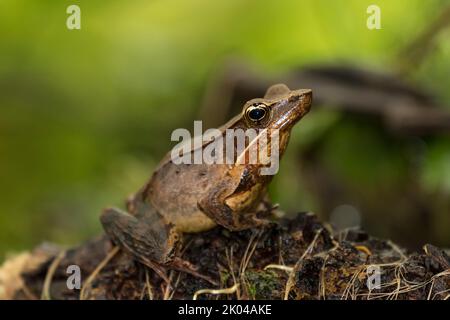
[101,207,217,285]
[100,207,182,282]
[141,256,217,286]
[170,257,218,286]
[146,258,218,286]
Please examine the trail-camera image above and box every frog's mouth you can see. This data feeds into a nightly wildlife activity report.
[272,89,312,130]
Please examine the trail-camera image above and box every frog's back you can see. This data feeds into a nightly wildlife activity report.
[143,159,231,233]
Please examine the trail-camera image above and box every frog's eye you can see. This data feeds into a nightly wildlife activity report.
[245,104,269,122]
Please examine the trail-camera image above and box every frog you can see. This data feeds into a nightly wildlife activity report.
[100,84,312,282]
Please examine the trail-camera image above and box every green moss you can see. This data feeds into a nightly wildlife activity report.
[244,270,282,300]
[219,270,230,286]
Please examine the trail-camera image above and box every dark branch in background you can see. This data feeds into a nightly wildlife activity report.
[200,61,450,135]
[200,5,450,135]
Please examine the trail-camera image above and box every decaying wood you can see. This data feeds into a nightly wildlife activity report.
[1,213,448,300]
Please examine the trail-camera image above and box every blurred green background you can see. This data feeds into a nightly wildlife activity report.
[1,0,449,260]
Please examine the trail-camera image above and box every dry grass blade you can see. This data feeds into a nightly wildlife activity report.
[79,246,119,300]
[193,283,239,300]
[351,266,450,300]
[264,264,293,273]
[41,250,65,300]
[225,247,240,299]
[284,228,323,300]
[168,272,181,300]
[162,271,181,300]
[387,240,407,260]
[340,266,365,300]
[142,268,154,300]
[237,230,262,298]
[431,288,450,300]
[239,230,262,275]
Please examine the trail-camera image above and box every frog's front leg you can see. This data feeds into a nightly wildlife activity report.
[198,181,273,231]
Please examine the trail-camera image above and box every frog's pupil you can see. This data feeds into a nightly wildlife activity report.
[249,107,266,121]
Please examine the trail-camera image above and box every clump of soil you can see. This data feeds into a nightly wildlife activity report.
[2,213,449,300]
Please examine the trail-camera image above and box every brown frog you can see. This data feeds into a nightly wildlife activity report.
[101,84,312,281]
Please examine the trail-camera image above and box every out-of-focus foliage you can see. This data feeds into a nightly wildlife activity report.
[0,0,449,258]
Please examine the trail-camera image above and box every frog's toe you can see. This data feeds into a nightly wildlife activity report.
[170,257,218,285]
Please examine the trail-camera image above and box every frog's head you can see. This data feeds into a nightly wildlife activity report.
[234,84,312,174]
[241,84,312,132]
